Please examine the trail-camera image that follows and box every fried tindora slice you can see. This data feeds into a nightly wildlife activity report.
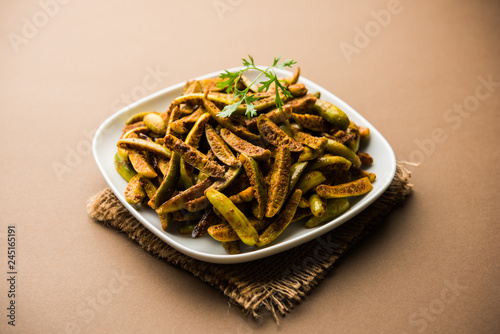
[163,134,225,178]
[292,113,330,132]
[206,188,259,246]
[316,177,373,198]
[256,189,302,247]
[205,124,239,166]
[239,153,267,220]
[256,115,303,152]
[220,128,271,161]
[265,146,291,218]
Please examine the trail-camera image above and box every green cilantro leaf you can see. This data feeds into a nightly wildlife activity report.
[216,55,296,118]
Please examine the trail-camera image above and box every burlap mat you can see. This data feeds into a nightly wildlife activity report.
[87,163,412,323]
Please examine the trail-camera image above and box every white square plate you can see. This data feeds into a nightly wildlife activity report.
[92,67,396,264]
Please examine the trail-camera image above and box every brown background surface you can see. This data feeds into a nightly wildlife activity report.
[1,0,499,333]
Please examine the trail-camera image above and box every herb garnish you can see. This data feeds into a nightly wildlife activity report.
[216,55,297,118]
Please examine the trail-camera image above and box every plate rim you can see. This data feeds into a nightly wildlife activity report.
[92,66,396,264]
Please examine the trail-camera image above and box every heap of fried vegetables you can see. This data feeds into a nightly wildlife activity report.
[115,68,375,254]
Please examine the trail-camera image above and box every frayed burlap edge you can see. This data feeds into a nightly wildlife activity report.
[87,163,412,323]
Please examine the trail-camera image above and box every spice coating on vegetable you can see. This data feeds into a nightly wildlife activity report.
[113,58,376,254]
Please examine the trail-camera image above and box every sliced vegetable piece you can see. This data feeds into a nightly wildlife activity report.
[157,211,172,231]
[351,168,376,182]
[192,209,220,239]
[345,121,360,152]
[309,194,327,217]
[292,130,327,150]
[298,147,324,162]
[265,146,291,218]
[357,152,374,166]
[115,152,137,182]
[295,170,326,194]
[171,210,205,223]
[285,94,317,114]
[240,75,260,93]
[149,152,180,209]
[305,156,352,172]
[207,218,268,242]
[122,121,145,134]
[292,113,330,132]
[239,153,267,219]
[117,138,172,160]
[156,178,214,215]
[256,115,303,152]
[184,80,202,95]
[165,105,181,136]
[288,161,309,195]
[313,100,349,130]
[358,126,370,139]
[143,113,166,135]
[124,174,146,204]
[283,67,300,85]
[228,186,254,204]
[156,157,170,176]
[125,111,155,125]
[128,149,157,178]
[163,134,225,178]
[203,98,260,141]
[256,189,302,247]
[205,189,259,246]
[305,198,350,228]
[184,165,241,212]
[324,138,362,169]
[245,104,293,131]
[205,124,239,166]
[288,83,307,97]
[220,128,271,161]
[316,177,373,198]
[139,177,158,200]
[180,113,211,188]
[169,107,205,134]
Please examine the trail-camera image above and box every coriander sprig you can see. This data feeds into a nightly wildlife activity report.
[216,55,297,118]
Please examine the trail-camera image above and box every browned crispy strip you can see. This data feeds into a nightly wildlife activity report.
[205,124,239,166]
[239,153,267,219]
[169,107,205,134]
[286,94,317,114]
[156,178,214,215]
[165,105,182,136]
[265,146,291,218]
[184,165,241,212]
[192,209,220,239]
[256,115,303,152]
[256,189,302,247]
[292,113,330,132]
[220,128,272,161]
[128,149,157,178]
[163,134,225,178]
[292,130,328,150]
